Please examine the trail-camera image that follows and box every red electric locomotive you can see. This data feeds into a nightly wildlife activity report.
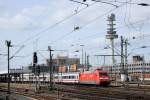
[79,69,110,86]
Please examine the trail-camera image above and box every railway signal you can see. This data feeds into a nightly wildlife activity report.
[48,46,54,90]
[33,52,38,64]
[32,52,39,92]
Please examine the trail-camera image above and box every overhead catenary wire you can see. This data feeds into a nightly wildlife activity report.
[48,2,129,45]
[17,2,96,46]
[9,45,25,60]
[3,2,96,64]
[51,0,141,46]
[123,0,147,33]
[24,6,150,61]
[93,0,150,5]
[68,0,150,45]
[16,16,149,61]
[5,0,150,68]
[9,2,96,60]
[8,0,134,57]
[91,0,119,7]
[70,0,89,6]
[69,17,150,55]
[51,2,146,53]
[37,50,48,61]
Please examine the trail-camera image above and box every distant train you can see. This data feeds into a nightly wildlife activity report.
[9,69,110,86]
[54,69,110,86]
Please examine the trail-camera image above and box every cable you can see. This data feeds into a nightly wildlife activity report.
[49,2,128,45]
[50,30,75,44]
[123,0,131,31]
[9,45,25,60]
[13,0,132,58]
[62,0,149,46]
[73,19,150,54]
[70,0,89,6]
[96,0,150,5]
[18,2,96,46]
[69,16,150,51]
[37,50,48,60]
[11,2,96,59]
[91,0,119,7]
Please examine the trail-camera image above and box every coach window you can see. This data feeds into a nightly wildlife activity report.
[72,76,75,79]
[63,76,67,79]
[62,76,66,79]
[65,76,68,79]
[55,76,58,79]
[66,76,68,79]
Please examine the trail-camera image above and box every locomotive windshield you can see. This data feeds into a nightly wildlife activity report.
[99,72,108,76]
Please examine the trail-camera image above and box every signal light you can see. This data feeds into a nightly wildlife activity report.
[33,52,38,64]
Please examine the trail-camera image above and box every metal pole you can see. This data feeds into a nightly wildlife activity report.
[7,42,10,95]
[142,56,145,84]
[121,36,124,73]
[22,66,23,84]
[121,36,125,86]
[82,47,83,71]
[43,71,44,85]
[48,46,53,90]
[125,39,128,84]
[84,52,86,71]
[80,45,84,72]
[33,63,37,92]
[33,52,38,92]
[6,40,12,100]
[87,55,89,71]
[111,39,116,82]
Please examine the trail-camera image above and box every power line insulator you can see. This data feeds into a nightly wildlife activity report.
[74,26,80,30]
[138,3,149,6]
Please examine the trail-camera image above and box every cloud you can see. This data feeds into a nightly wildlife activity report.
[0,0,115,31]
[0,14,35,29]
[22,5,49,16]
[0,4,57,30]
[0,1,77,30]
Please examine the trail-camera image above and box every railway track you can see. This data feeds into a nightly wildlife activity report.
[0,83,150,100]
[52,84,150,100]
[0,87,57,100]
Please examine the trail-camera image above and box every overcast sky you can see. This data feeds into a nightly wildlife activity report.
[0,0,150,72]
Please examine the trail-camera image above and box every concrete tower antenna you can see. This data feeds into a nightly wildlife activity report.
[106,13,118,80]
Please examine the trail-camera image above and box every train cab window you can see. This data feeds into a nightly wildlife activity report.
[99,73,108,76]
